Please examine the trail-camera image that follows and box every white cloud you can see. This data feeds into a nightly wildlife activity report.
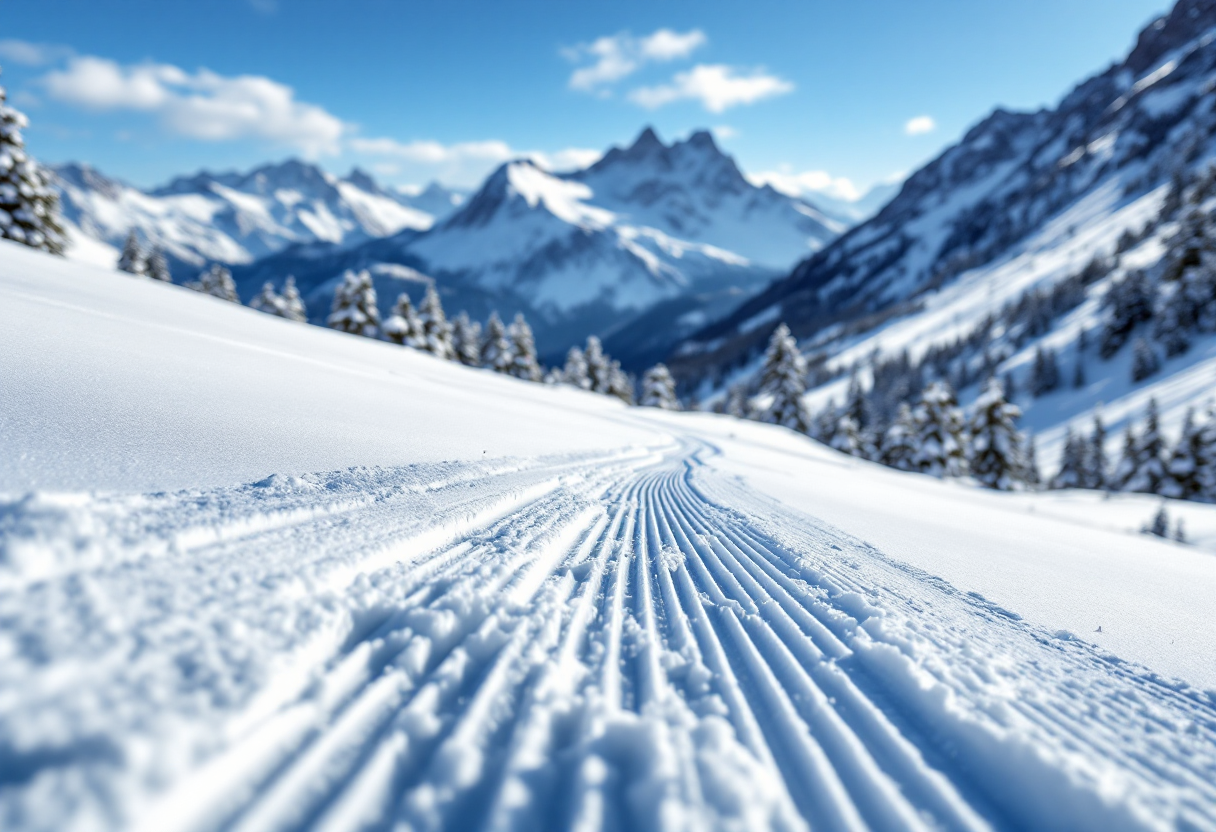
[41,55,348,156]
[904,115,936,135]
[349,136,603,187]
[565,28,706,92]
[629,64,792,113]
[711,124,737,139]
[0,39,73,67]
[747,169,861,202]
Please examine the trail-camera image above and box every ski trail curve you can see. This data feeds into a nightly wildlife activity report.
[1,439,1214,832]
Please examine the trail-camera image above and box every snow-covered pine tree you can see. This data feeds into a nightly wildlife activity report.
[189,263,240,303]
[562,346,591,390]
[1130,337,1161,382]
[1049,427,1086,489]
[481,312,513,373]
[1146,505,1170,538]
[117,230,145,276]
[417,284,454,360]
[250,281,284,315]
[1100,270,1154,358]
[1112,424,1138,490]
[758,324,809,433]
[969,377,1026,490]
[1085,414,1108,489]
[452,312,481,366]
[606,360,634,404]
[881,403,918,470]
[911,380,968,477]
[1123,398,1167,494]
[843,371,871,431]
[1197,403,1216,501]
[1024,435,1041,488]
[584,336,612,394]
[1154,282,1193,356]
[382,293,424,347]
[725,386,747,419]
[1162,407,1204,499]
[641,363,680,410]
[146,246,172,282]
[327,269,379,337]
[507,313,541,382]
[0,76,65,255]
[831,414,865,457]
[1030,346,1061,396]
[280,276,307,322]
[1161,206,1214,284]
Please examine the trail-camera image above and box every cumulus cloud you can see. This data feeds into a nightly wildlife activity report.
[41,55,347,156]
[904,115,936,135]
[0,39,74,67]
[747,169,861,202]
[564,28,706,91]
[629,64,792,113]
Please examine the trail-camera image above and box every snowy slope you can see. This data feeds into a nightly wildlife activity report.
[53,159,435,271]
[673,0,1216,382]
[3,242,1216,831]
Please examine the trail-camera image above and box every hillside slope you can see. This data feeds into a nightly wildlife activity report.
[2,241,1215,831]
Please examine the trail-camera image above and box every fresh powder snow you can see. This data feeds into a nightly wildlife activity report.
[2,242,1215,831]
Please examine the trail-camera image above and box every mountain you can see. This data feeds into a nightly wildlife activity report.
[394,181,467,218]
[672,0,1216,383]
[673,0,1216,475]
[806,181,902,225]
[568,128,842,267]
[234,129,843,367]
[53,159,437,272]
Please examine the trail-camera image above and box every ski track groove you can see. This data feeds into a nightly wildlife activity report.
[3,439,1215,832]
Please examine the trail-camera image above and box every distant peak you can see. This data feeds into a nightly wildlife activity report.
[629,126,666,153]
[344,167,381,193]
[685,129,718,151]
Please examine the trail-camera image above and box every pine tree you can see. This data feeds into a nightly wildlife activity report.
[1174,518,1187,543]
[507,313,541,381]
[117,230,145,276]
[758,324,810,432]
[641,363,680,410]
[146,246,172,282]
[1146,505,1170,538]
[188,263,239,303]
[0,77,65,255]
[562,346,591,390]
[452,312,481,366]
[1197,403,1216,501]
[1112,424,1139,490]
[831,414,865,457]
[1130,337,1160,382]
[607,360,634,404]
[1100,270,1154,358]
[1085,414,1108,489]
[584,336,612,394]
[280,276,307,322]
[250,281,284,315]
[382,293,424,347]
[843,371,871,431]
[481,312,513,373]
[417,284,454,359]
[911,381,968,477]
[327,269,379,337]
[1161,407,1204,499]
[725,386,747,419]
[881,403,918,470]
[1024,435,1042,488]
[1049,427,1085,489]
[969,377,1026,490]
[1122,399,1167,494]
[1160,206,1214,284]
[1030,345,1061,396]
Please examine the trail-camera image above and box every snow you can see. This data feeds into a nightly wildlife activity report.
[2,243,1215,831]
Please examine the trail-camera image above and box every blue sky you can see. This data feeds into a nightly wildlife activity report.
[0,0,1168,200]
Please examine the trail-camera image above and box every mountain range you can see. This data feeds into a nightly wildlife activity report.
[53,160,467,271]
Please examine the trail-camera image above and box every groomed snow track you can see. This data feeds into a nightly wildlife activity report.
[2,441,1214,832]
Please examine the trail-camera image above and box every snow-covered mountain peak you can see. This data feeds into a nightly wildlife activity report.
[444,159,612,232]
